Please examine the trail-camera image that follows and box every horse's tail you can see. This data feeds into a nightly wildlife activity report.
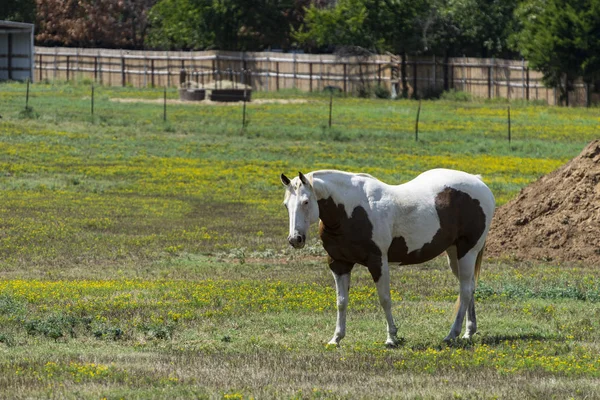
[474,244,485,281]
[454,245,485,315]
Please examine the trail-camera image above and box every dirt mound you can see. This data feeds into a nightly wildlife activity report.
[486,140,600,263]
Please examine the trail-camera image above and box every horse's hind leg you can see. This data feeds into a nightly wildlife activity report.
[464,247,485,338]
[369,255,399,347]
[444,249,478,341]
[446,246,477,340]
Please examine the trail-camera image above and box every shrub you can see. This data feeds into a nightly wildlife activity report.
[374,85,391,99]
[440,89,472,102]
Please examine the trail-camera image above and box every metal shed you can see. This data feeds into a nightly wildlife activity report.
[0,20,35,82]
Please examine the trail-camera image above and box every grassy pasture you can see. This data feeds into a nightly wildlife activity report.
[1,81,600,398]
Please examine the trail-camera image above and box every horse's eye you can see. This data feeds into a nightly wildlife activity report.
[302,200,309,206]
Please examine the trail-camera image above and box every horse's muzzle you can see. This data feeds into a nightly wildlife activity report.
[288,234,306,249]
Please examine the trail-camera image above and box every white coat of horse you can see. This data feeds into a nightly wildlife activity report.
[280,169,495,346]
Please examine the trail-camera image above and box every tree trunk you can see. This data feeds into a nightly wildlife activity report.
[401,50,408,98]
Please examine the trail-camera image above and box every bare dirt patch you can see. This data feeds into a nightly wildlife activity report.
[110,97,309,106]
[486,140,600,263]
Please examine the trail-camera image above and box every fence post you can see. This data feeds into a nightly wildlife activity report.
[53,47,58,80]
[328,90,333,128]
[488,66,492,99]
[167,54,171,87]
[443,54,449,91]
[343,63,347,94]
[320,58,324,92]
[293,52,297,89]
[242,91,247,128]
[265,55,270,92]
[25,78,30,110]
[66,56,70,81]
[7,33,12,80]
[163,87,167,121]
[39,54,43,81]
[507,66,511,100]
[586,82,591,107]
[521,59,526,100]
[151,59,155,88]
[75,48,79,80]
[432,55,436,93]
[309,62,313,92]
[98,50,103,84]
[491,57,495,97]
[276,62,280,91]
[526,67,530,101]
[415,100,421,142]
[121,56,126,87]
[462,55,466,92]
[143,55,147,87]
[507,106,511,144]
[412,61,418,99]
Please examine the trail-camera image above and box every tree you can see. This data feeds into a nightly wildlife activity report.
[147,0,309,50]
[0,0,36,23]
[294,0,428,54]
[420,0,520,59]
[512,0,600,104]
[294,0,428,97]
[293,0,381,52]
[35,0,157,49]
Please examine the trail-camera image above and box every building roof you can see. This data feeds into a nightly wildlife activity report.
[0,20,35,32]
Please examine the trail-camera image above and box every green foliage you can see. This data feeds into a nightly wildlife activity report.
[425,0,520,58]
[0,0,35,22]
[513,0,600,103]
[293,0,380,51]
[141,322,176,340]
[25,314,85,340]
[147,0,304,50]
[373,85,391,99]
[294,0,427,54]
[147,0,213,50]
[440,90,473,102]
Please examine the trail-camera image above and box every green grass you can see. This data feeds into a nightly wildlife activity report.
[1,81,599,398]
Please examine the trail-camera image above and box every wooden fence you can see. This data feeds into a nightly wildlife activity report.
[33,47,594,106]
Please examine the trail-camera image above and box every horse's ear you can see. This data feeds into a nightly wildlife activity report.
[280,173,291,186]
[298,171,309,185]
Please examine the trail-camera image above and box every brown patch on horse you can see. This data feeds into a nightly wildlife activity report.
[318,197,382,280]
[317,188,486,282]
[388,187,486,263]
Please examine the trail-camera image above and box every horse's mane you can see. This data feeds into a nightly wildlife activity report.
[311,169,377,180]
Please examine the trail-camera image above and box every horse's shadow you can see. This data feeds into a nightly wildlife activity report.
[478,332,555,346]
[409,332,556,351]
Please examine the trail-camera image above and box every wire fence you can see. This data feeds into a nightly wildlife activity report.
[8,79,518,145]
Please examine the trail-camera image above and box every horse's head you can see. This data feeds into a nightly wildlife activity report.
[280,171,319,249]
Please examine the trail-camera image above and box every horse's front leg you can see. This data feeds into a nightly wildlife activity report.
[369,255,399,347]
[328,260,353,346]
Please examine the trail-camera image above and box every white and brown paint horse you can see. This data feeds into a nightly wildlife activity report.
[280,169,495,346]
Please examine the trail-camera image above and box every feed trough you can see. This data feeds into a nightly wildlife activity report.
[179,88,206,101]
[210,89,252,102]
